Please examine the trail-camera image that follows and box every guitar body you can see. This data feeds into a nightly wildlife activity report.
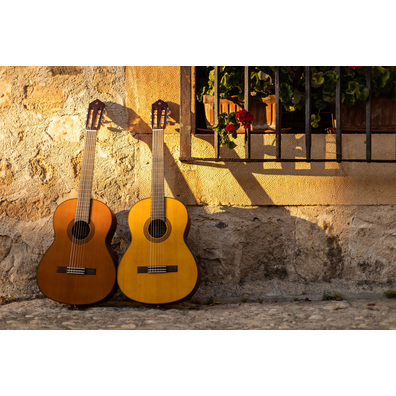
[117,197,200,305]
[37,199,118,306]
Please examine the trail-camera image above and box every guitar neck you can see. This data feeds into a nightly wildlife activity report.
[151,128,165,221]
[75,129,97,222]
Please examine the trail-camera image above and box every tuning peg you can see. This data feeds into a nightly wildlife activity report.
[167,108,171,115]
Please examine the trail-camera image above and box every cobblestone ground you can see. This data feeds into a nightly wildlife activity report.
[1,295,396,329]
[0,297,396,330]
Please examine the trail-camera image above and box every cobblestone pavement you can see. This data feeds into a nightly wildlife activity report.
[1,295,396,329]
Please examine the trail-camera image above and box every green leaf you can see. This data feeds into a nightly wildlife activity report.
[373,66,390,89]
[279,83,294,103]
[292,89,303,105]
[258,71,272,84]
[312,72,325,88]
[311,114,322,128]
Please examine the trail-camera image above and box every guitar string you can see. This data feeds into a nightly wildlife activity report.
[72,123,88,269]
[157,126,164,271]
[152,108,157,271]
[150,121,155,272]
[70,128,92,270]
[155,124,157,269]
[69,109,100,271]
[151,125,154,271]
[154,124,159,270]
[158,125,162,270]
[80,122,98,267]
[78,128,95,269]
[159,125,162,270]
[75,130,88,269]
[155,124,159,270]
[157,125,159,270]
[75,129,93,269]
[69,128,88,270]
[152,122,164,271]
[157,113,166,272]
[160,123,165,271]
[162,123,164,268]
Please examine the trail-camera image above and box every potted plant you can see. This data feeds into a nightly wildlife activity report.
[197,66,288,133]
[329,66,396,132]
[196,66,396,147]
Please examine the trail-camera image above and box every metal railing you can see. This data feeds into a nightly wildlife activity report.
[179,66,396,163]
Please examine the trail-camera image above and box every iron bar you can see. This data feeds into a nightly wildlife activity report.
[305,66,311,161]
[275,68,281,160]
[179,66,192,158]
[180,157,396,163]
[366,66,372,162]
[335,66,342,162]
[244,66,251,159]
[214,66,220,158]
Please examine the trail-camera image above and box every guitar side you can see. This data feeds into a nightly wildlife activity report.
[37,199,118,306]
[117,197,200,305]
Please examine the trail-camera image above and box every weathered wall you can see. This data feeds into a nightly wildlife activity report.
[1,66,396,301]
[0,66,131,297]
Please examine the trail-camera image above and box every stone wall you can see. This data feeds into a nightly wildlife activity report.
[187,205,396,299]
[1,66,396,301]
[0,66,130,297]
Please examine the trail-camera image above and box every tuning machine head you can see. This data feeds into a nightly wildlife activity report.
[166,107,171,124]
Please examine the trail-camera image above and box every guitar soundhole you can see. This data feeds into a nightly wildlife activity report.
[148,219,167,238]
[72,221,91,240]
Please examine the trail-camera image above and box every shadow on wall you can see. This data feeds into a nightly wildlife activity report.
[102,101,396,299]
[103,100,352,298]
[110,204,396,300]
[186,205,345,297]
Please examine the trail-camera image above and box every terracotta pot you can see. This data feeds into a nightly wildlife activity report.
[331,96,396,132]
[203,94,278,132]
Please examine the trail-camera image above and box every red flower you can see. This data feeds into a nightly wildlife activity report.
[226,124,236,133]
[348,66,363,69]
[236,109,254,129]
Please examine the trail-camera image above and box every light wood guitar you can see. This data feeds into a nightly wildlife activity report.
[117,99,200,304]
[37,100,118,306]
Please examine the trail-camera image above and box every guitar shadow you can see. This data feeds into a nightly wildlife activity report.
[107,203,351,305]
[104,101,278,206]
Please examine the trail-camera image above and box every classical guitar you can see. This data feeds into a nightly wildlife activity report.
[117,99,200,304]
[37,99,118,306]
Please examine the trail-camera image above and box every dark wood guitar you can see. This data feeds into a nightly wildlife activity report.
[117,100,200,304]
[37,99,118,306]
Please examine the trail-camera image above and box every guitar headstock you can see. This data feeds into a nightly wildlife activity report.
[86,99,105,131]
[150,100,170,130]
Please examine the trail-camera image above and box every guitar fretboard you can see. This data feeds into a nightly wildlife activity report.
[75,130,97,223]
[151,128,165,221]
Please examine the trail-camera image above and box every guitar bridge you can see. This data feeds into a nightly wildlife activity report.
[137,266,178,274]
[67,267,86,275]
[57,266,96,275]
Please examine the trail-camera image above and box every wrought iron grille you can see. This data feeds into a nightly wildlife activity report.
[179,66,396,163]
